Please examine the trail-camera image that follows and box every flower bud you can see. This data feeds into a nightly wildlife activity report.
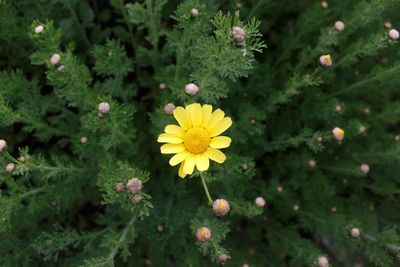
[107,50,113,56]
[351,227,360,238]
[308,159,316,168]
[212,199,230,216]
[159,82,166,90]
[131,194,142,204]
[360,164,369,174]
[50,53,61,65]
[18,156,25,162]
[242,264,250,267]
[98,102,110,115]
[317,256,329,267]
[358,126,366,134]
[80,136,88,144]
[331,206,337,212]
[319,54,332,67]
[57,65,65,72]
[255,196,266,207]
[115,183,124,192]
[157,224,164,233]
[277,186,283,193]
[190,8,199,17]
[335,105,342,113]
[164,103,176,115]
[364,107,370,115]
[34,25,44,34]
[332,127,345,141]
[232,26,246,42]
[126,178,143,194]
[334,21,345,31]
[384,22,392,29]
[293,204,300,212]
[389,29,399,40]
[0,139,6,152]
[196,227,212,242]
[218,254,230,264]
[321,1,328,9]
[185,83,199,96]
[6,163,15,173]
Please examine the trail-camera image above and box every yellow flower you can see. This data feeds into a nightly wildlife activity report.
[157,103,232,178]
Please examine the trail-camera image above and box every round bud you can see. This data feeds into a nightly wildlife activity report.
[331,206,337,213]
[255,196,266,207]
[190,8,199,17]
[232,26,246,42]
[34,25,44,34]
[6,163,15,173]
[98,102,110,115]
[389,29,399,40]
[360,164,370,174]
[242,163,249,170]
[144,259,151,266]
[395,135,400,141]
[250,119,256,124]
[126,178,143,194]
[277,186,283,193]
[115,183,124,192]
[159,82,166,90]
[319,54,332,67]
[384,22,392,29]
[218,254,230,264]
[18,156,25,162]
[164,103,176,115]
[184,83,199,96]
[131,194,142,204]
[335,105,342,113]
[332,127,345,141]
[51,200,57,207]
[364,107,370,115]
[308,159,316,168]
[334,21,345,31]
[358,126,366,134]
[293,204,300,212]
[242,264,250,267]
[80,136,88,144]
[0,139,7,152]
[196,227,212,242]
[317,256,329,267]
[342,179,348,184]
[321,1,328,9]
[212,199,230,216]
[351,227,361,238]
[57,65,65,72]
[157,224,164,233]
[107,50,113,57]
[50,53,61,65]
[236,2,243,9]
[317,136,323,142]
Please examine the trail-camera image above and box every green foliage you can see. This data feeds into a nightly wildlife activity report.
[1,0,400,267]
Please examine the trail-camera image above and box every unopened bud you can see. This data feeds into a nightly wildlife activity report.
[196,227,212,242]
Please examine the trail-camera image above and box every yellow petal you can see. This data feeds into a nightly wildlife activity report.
[206,148,226,163]
[196,153,210,171]
[178,162,187,178]
[165,125,185,138]
[189,103,202,127]
[160,144,185,154]
[206,109,225,131]
[209,136,231,149]
[183,154,196,175]
[173,107,192,130]
[201,104,213,127]
[169,151,190,166]
[157,133,183,144]
[208,117,232,137]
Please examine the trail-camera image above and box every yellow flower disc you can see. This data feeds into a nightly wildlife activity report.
[183,127,211,154]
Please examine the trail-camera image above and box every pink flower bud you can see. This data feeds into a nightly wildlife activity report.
[335,105,342,113]
[218,254,230,264]
[50,53,61,65]
[126,178,143,194]
[364,107,370,115]
[331,206,337,212]
[98,102,110,114]
[332,127,345,141]
[317,256,329,267]
[164,103,176,115]
[334,21,345,31]
[157,224,164,233]
[360,164,370,174]
[34,25,44,34]
[80,136,88,144]
[232,26,246,42]
[131,194,142,204]
[351,227,360,238]
[185,83,199,96]
[358,126,366,134]
[115,183,124,192]
[319,54,333,67]
[190,8,199,17]
[242,264,250,267]
[0,139,6,152]
[389,29,399,40]
[6,163,15,173]
[308,159,316,168]
[255,196,266,207]
[196,227,212,242]
[212,199,230,216]
[321,1,328,9]
[57,65,65,72]
[159,83,166,89]
[384,22,392,29]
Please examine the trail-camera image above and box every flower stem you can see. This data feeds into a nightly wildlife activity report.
[200,172,213,205]
[3,151,20,165]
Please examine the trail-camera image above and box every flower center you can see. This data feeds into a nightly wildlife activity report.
[183,127,211,154]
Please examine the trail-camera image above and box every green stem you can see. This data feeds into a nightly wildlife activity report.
[200,173,213,205]
[3,151,20,165]
[106,215,136,264]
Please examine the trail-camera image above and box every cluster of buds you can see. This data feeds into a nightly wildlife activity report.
[332,127,345,141]
[127,178,143,204]
[212,199,230,216]
[185,83,199,96]
[98,102,110,117]
[319,54,333,67]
